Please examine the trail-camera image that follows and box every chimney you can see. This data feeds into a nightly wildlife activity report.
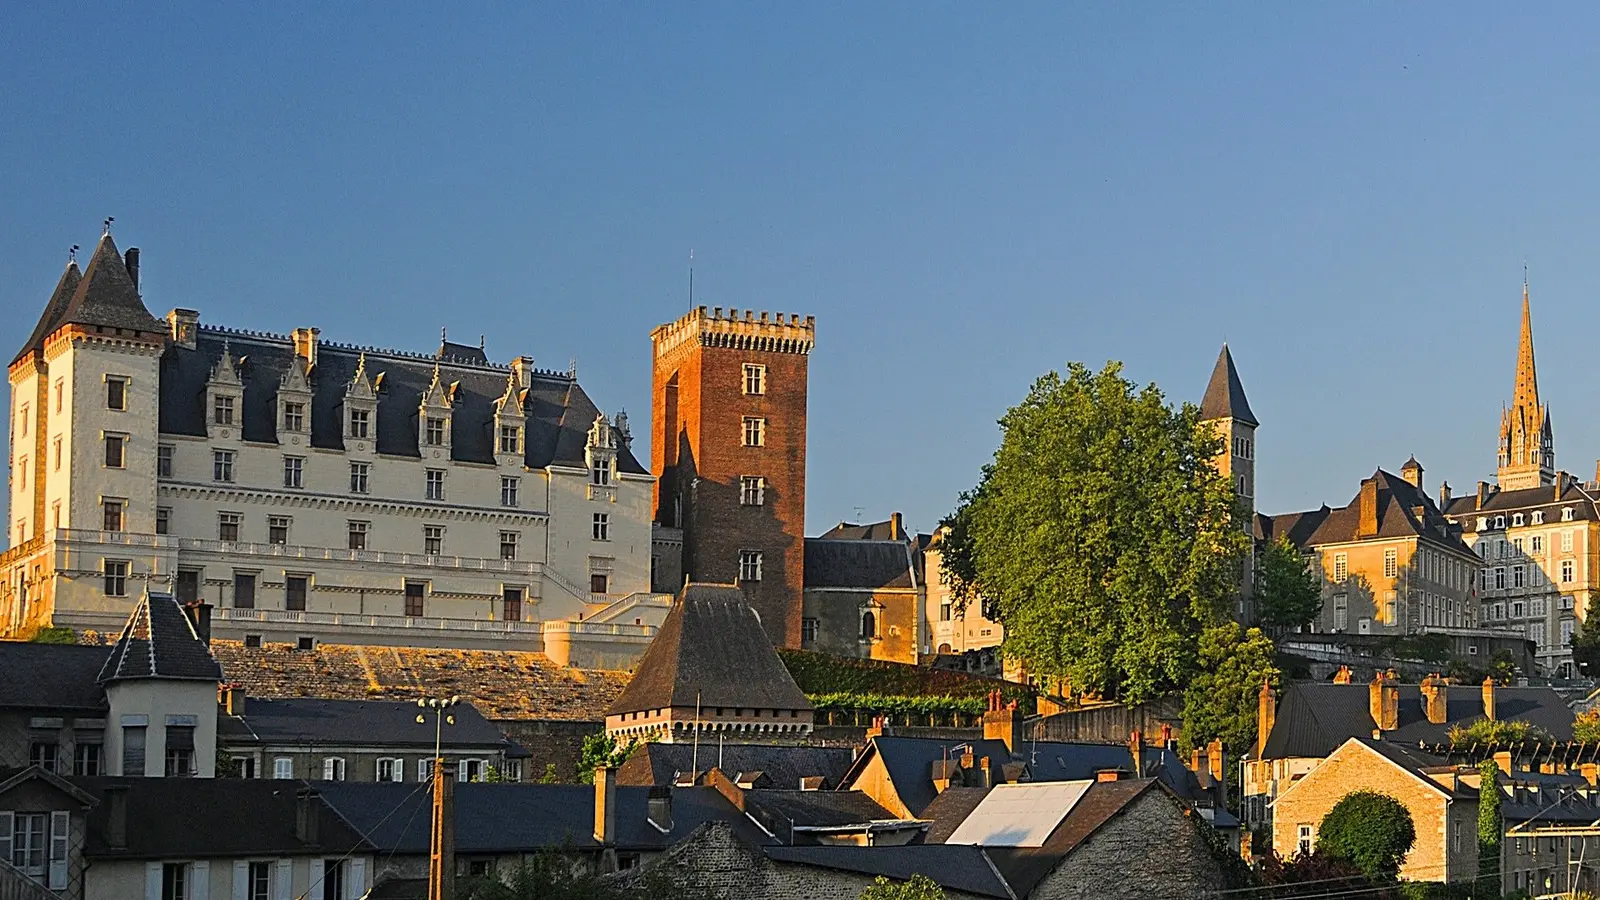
[1128,729,1145,778]
[1477,481,1491,507]
[511,356,534,390]
[889,512,904,541]
[182,601,212,646]
[291,327,321,369]
[1420,674,1447,725]
[975,757,994,789]
[123,248,140,290]
[295,788,320,846]
[1482,677,1497,722]
[1439,481,1452,507]
[1493,750,1513,774]
[594,766,618,845]
[1096,769,1127,783]
[646,785,673,832]
[931,759,958,794]
[959,748,975,772]
[1369,671,1399,732]
[220,684,246,717]
[1256,681,1276,758]
[866,715,893,740]
[166,308,199,349]
[981,690,1024,754]
[1158,723,1176,751]
[105,785,128,850]
[1206,738,1225,786]
[1358,479,1380,538]
[1332,665,1353,685]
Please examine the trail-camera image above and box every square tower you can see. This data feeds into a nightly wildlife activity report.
[1200,344,1258,622]
[650,306,815,647]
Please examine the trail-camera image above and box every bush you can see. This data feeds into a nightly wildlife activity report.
[778,649,1034,706]
[1317,791,1415,881]
[1446,718,1553,746]
[808,692,984,719]
[859,875,944,900]
[1575,709,1600,744]
[28,626,75,644]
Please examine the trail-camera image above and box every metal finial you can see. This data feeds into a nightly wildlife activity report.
[440,326,447,343]
[102,217,114,236]
[479,334,485,351]
[68,244,79,263]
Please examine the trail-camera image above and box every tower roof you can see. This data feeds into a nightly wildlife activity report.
[97,593,223,684]
[1199,344,1257,427]
[606,584,812,716]
[1512,282,1542,419]
[11,235,164,367]
[10,260,81,366]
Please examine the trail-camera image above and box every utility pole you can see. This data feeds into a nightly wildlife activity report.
[419,696,460,900]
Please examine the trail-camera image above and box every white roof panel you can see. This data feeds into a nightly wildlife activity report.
[943,780,1093,847]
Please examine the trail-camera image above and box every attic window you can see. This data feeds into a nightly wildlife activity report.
[1564,508,1576,522]
[1494,516,1506,530]
[1512,514,1525,527]
[1532,511,1544,525]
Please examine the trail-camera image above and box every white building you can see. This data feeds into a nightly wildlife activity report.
[5,233,664,658]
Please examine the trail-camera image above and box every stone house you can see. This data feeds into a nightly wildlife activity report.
[802,517,923,664]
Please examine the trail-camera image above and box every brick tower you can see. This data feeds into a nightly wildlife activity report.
[650,306,815,647]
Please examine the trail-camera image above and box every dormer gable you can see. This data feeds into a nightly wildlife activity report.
[419,364,455,454]
[587,412,619,486]
[493,373,526,461]
[344,353,378,449]
[206,344,244,439]
[277,357,313,441]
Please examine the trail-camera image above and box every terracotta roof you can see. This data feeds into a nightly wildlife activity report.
[1199,344,1257,427]
[605,584,812,716]
[209,640,626,721]
[97,593,223,683]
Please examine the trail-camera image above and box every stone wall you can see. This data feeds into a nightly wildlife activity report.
[498,719,603,783]
[1030,788,1227,900]
[1027,696,1183,745]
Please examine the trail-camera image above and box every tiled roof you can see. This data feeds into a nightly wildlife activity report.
[765,845,1013,899]
[97,593,223,683]
[209,639,627,721]
[605,584,812,716]
[986,778,1160,896]
[918,787,991,844]
[0,644,109,711]
[1442,481,1600,519]
[1259,469,1473,556]
[1199,344,1257,427]
[10,260,80,366]
[219,697,520,752]
[12,235,166,370]
[616,743,855,790]
[158,328,646,472]
[746,790,900,829]
[803,538,919,589]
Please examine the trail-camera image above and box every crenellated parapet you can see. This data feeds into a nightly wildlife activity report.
[651,305,815,359]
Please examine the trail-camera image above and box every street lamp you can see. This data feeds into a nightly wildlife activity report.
[418,696,460,900]
[416,696,460,767]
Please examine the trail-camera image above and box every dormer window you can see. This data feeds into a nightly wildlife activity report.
[1533,511,1544,525]
[591,459,612,486]
[426,417,446,447]
[283,402,305,432]
[213,395,234,426]
[1564,508,1576,522]
[499,425,521,455]
[1513,513,1525,527]
[349,409,370,439]
[1494,516,1506,530]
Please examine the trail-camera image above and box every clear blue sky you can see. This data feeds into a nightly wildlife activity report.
[5,4,1600,536]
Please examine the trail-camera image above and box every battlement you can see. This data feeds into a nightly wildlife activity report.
[651,305,816,359]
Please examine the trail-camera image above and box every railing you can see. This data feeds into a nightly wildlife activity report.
[176,537,545,576]
[55,528,171,549]
[0,536,46,568]
[542,619,656,639]
[0,858,61,900]
[213,607,547,634]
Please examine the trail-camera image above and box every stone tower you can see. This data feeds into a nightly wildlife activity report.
[1200,344,1258,619]
[649,306,815,647]
[1497,282,1555,490]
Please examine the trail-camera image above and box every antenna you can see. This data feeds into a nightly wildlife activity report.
[688,249,695,308]
[853,506,865,522]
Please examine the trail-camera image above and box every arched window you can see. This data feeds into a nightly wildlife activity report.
[860,611,877,640]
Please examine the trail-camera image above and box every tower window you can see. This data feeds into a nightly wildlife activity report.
[155,507,170,535]
[590,573,609,594]
[283,402,305,432]
[213,450,235,483]
[499,425,520,455]
[283,456,304,489]
[743,364,766,396]
[500,477,519,507]
[104,433,126,469]
[347,521,370,551]
[424,525,444,556]
[591,459,612,485]
[213,394,235,426]
[592,513,610,541]
[157,444,173,478]
[425,469,445,501]
[106,376,128,411]
[1563,560,1575,583]
[349,462,370,494]
[218,512,242,542]
[499,531,519,561]
[426,417,446,447]
[739,550,763,582]
[103,560,129,598]
[742,417,766,447]
[740,476,766,506]
[102,499,124,532]
[268,516,291,545]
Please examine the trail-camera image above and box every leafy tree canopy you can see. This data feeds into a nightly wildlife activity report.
[941,362,1249,703]
[1254,537,1321,630]
[1180,622,1280,754]
[1317,791,1416,881]
[1576,710,1600,745]
[27,626,75,644]
[1445,718,1553,746]
[578,733,639,784]
[1573,591,1600,677]
[859,874,945,900]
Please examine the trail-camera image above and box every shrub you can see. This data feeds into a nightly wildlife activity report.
[1317,791,1415,881]
[1446,718,1553,746]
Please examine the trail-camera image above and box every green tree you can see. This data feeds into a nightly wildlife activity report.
[537,762,561,784]
[1446,718,1552,746]
[1317,791,1415,881]
[1477,759,1502,894]
[578,733,638,784]
[27,626,75,644]
[941,362,1249,703]
[1254,537,1321,630]
[1573,591,1600,677]
[859,874,945,900]
[460,851,718,900]
[1180,622,1280,754]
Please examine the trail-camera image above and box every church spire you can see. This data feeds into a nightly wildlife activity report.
[1497,279,1554,489]
[1513,280,1539,414]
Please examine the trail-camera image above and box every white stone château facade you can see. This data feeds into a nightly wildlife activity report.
[5,234,665,661]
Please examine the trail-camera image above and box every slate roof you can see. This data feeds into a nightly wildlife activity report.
[158,327,645,472]
[819,519,906,541]
[616,742,855,790]
[12,235,165,366]
[605,584,811,716]
[1260,681,1575,759]
[918,787,992,844]
[744,790,900,829]
[1199,344,1257,427]
[72,776,369,859]
[1442,481,1600,519]
[1257,469,1474,557]
[97,593,223,683]
[803,538,920,589]
[319,782,768,853]
[764,845,1013,899]
[0,644,110,711]
[219,698,522,753]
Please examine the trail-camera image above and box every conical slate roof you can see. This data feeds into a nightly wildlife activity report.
[98,592,223,684]
[606,584,812,716]
[10,261,81,366]
[12,235,163,367]
[1199,344,1258,427]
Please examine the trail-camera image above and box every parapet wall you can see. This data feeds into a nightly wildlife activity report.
[651,306,816,359]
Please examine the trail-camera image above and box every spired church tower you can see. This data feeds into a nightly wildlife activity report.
[1200,344,1258,620]
[1496,283,1555,490]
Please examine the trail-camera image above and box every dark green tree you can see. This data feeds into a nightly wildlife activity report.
[577,733,638,784]
[1572,591,1600,677]
[1316,791,1415,881]
[460,851,718,900]
[859,874,945,900]
[1476,759,1502,893]
[1179,622,1279,754]
[941,362,1249,703]
[1253,537,1321,630]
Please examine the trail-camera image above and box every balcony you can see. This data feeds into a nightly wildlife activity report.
[176,536,545,577]
[213,606,546,634]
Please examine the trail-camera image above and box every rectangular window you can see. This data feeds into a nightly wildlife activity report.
[802,617,819,642]
[347,521,369,551]
[268,516,290,545]
[1564,531,1575,552]
[214,394,235,425]
[425,469,445,501]
[74,742,101,776]
[16,403,26,438]
[592,513,610,541]
[499,531,518,561]
[323,757,346,781]
[273,758,293,779]
[739,550,763,582]
[122,725,145,776]
[28,740,58,773]
[1513,565,1525,588]
[1383,548,1397,579]
[591,459,611,485]
[349,462,370,494]
[248,861,272,900]
[102,499,125,532]
[106,378,129,410]
[743,363,766,395]
[502,588,523,622]
[590,573,609,594]
[499,424,520,454]
[10,813,42,874]
[157,443,173,477]
[349,408,369,438]
[283,402,305,432]
[742,416,766,447]
[377,758,404,783]
[1333,594,1348,631]
[740,476,766,506]
[283,455,304,489]
[460,758,486,782]
[1495,567,1506,590]
[1332,553,1347,583]
[1512,601,1525,618]
[234,572,256,609]
[424,525,444,556]
[1563,560,1575,583]
[103,560,129,597]
[219,512,241,542]
[324,860,346,900]
[426,417,446,446]
[104,433,126,468]
[53,381,62,413]
[500,476,519,507]
[164,727,195,776]
[213,449,235,482]
[285,575,309,611]
[404,583,425,618]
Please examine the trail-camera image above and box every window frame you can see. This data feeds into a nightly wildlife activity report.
[500,476,519,507]
[347,521,370,551]
[739,549,763,583]
[214,394,236,426]
[741,416,767,447]
[282,401,306,432]
[742,363,766,396]
[425,468,446,501]
[349,462,371,494]
[213,449,235,483]
[268,516,291,546]
[740,475,766,506]
[592,513,610,541]
[157,443,173,478]
[104,432,127,469]
[103,559,130,597]
[348,408,370,439]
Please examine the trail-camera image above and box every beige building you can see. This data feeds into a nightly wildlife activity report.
[922,526,1003,656]
[1200,344,1259,622]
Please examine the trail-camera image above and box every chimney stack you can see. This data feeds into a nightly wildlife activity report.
[1332,665,1354,685]
[981,690,1024,754]
[219,684,246,717]
[1206,738,1225,787]
[182,600,212,646]
[1256,681,1277,758]
[1439,481,1452,507]
[1358,479,1380,538]
[1482,677,1497,721]
[124,248,140,290]
[166,308,199,349]
[1369,671,1399,732]
[1128,729,1145,778]
[889,512,904,541]
[1420,673,1447,725]
[866,715,893,740]
[594,766,618,846]
[1401,457,1423,490]
[291,327,321,369]
[646,785,673,832]
[1096,769,1127,783]
[105,785,128,850]
[295,788,320,846]
[511,356,534,390]
[1477,481,1491,506]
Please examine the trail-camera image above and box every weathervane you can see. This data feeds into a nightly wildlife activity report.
[68,244,79,263]
[102,216,114,236]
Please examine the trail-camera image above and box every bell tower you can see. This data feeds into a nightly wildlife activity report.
[1200,344,1258,620]
[1497,282,1555,490]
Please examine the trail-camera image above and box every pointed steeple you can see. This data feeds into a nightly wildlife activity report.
[1497,280,1555,489]
[11,234,162,368]
[1512,280,1540,415]
[10,259,82,366]
[1199,344,1258,427]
